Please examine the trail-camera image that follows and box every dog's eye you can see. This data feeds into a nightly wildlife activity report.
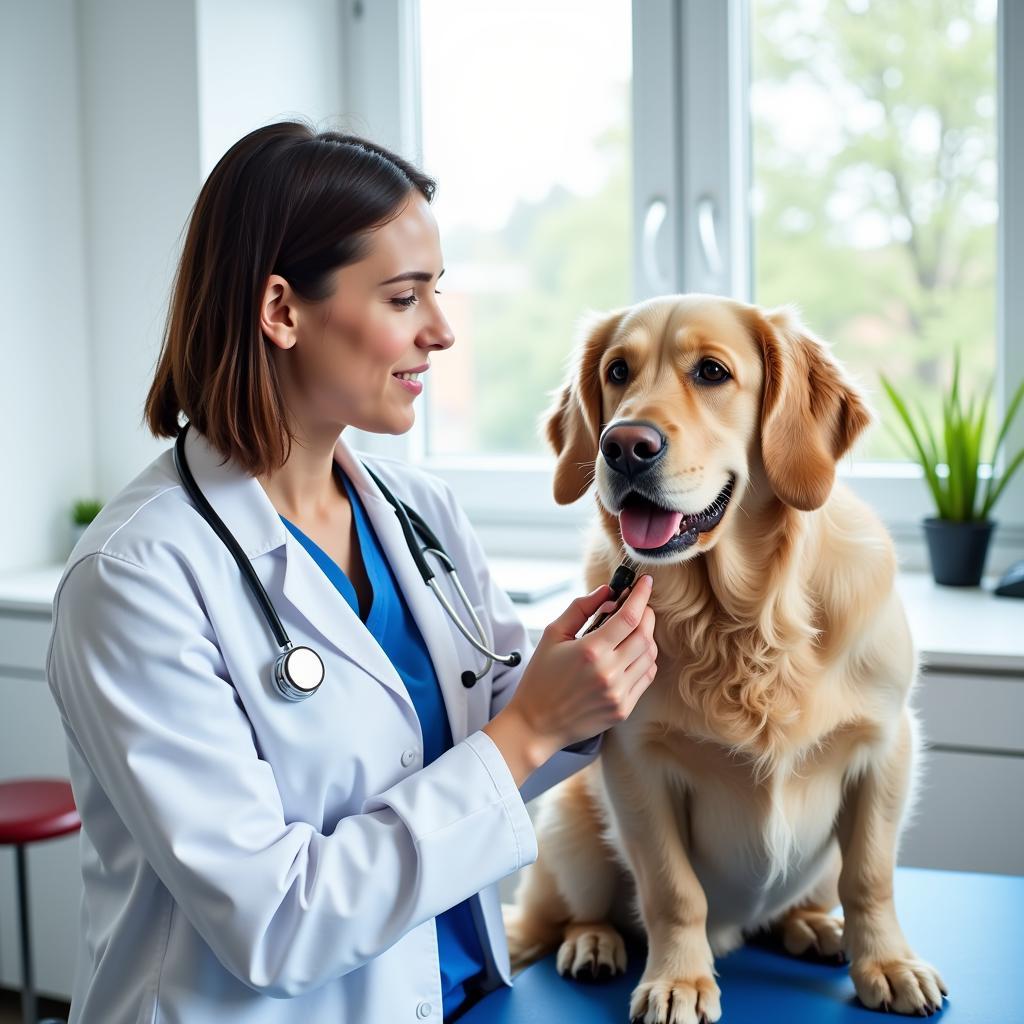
[607,359,629,385]
[698,359,730,383]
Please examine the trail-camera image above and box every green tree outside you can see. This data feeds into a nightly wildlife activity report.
[752,0,997,460]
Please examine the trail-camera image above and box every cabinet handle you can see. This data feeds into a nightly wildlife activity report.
[697,194,723,277]
[642,198,671,294]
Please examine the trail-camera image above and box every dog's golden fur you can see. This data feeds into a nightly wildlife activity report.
[505,295,947,1021]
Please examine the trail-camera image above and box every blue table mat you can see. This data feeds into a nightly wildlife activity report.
[461,867,1022,1023]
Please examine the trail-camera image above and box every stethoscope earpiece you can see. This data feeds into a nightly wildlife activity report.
[463,649,519,687]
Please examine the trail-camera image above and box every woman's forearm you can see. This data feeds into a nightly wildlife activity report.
[482,706,560,788]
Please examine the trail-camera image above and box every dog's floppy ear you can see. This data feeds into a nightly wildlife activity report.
[543,308,627,505]
[744,305,873,511]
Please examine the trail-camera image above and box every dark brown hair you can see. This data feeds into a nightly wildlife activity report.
[144,120,436,476]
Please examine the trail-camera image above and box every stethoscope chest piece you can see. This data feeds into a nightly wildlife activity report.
[274,645,326,701]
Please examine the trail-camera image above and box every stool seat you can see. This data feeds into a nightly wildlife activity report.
[0,779,80,845]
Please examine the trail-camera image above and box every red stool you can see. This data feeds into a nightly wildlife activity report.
[0,780,80,1024]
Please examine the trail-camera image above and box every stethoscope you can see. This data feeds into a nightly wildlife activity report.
[173,422,521,701]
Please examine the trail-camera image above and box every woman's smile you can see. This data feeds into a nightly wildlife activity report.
[392,362,429,395]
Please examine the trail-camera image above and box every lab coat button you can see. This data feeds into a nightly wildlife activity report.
[401,749,417,767]
[415,1000,432,1018]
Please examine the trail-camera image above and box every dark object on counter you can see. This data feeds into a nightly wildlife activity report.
[994,558,1024,598]
[923,517,995,587]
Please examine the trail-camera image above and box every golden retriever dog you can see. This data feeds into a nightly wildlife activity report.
[505,295,947,1022]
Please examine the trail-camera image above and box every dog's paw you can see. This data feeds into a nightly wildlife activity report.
[628,972,721,1024]
[850,955,948,1016]
[782,909,845,963]
[555,921,627,982]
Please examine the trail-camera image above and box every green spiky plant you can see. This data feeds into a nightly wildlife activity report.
[72,499,104,526]
[880,353,1024,522]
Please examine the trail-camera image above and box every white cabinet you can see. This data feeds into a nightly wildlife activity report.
[899,667,1024,875]
[0,613,52,673]
[899,745,1024,875]
[911,670,1024,754]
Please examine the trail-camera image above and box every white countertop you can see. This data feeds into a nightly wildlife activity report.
[2,562,1021,674]
[0,565,65,615]
[511,568,1023,675]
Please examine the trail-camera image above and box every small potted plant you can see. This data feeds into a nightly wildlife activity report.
[880,354,1024,587]
[71,499,104,551]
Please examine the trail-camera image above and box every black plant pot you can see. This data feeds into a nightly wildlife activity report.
[923,518,996,587]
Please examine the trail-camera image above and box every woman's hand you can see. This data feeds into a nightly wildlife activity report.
[483,576,657,786]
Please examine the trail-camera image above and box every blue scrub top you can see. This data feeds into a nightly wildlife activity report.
[280,467,486,1020]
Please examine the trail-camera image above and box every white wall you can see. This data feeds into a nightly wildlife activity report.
[78,0,203,505]
[3,0,355,573]
[196,0,345,177]
[0,1,93,573]
[195,0,392,456]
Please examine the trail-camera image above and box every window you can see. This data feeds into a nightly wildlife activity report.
[417,0,633,457]
[342,0,1023,564]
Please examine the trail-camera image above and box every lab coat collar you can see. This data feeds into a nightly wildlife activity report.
[180,426,289,559]
[333,442,471,742]
[180,428,468,738]
[340,448,471,742]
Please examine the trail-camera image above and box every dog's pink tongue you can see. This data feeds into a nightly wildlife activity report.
[619,505,683,549]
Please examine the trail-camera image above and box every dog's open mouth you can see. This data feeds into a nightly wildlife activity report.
[618,475,736,555]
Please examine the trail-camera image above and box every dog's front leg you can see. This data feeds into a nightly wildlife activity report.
[602,731,721,1024]
[836,709,947,1015]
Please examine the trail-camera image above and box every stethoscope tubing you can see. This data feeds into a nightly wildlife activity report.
[173,424,292,650]
[173,422,520,699]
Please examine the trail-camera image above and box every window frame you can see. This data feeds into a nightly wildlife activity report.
[342,0,1024,571]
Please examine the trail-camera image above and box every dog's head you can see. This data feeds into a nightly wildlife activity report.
[544,295,872,564]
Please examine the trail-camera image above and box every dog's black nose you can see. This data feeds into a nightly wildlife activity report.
[600,421,666,479]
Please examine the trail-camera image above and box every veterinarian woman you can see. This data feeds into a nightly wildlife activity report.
[46,121,657,1024]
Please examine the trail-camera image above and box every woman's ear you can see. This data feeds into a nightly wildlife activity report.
[542,308,627,505]
[260,274,300,351]
[744,305,873,511]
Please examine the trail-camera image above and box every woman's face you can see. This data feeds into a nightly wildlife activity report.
[263,193,454,438]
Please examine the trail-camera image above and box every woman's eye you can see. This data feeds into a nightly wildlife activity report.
[391,294,417,309]
[607,359,629,385]
[697,358,730,383]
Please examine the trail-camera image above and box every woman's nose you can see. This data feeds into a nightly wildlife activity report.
[420,305,454,350]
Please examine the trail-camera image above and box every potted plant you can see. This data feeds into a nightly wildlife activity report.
[880,354,1024,587]
[71,499,104,551]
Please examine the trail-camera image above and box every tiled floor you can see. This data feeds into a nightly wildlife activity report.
[0,987,71,1023]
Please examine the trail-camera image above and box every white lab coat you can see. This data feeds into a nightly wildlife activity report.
[46,427,598,1024]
